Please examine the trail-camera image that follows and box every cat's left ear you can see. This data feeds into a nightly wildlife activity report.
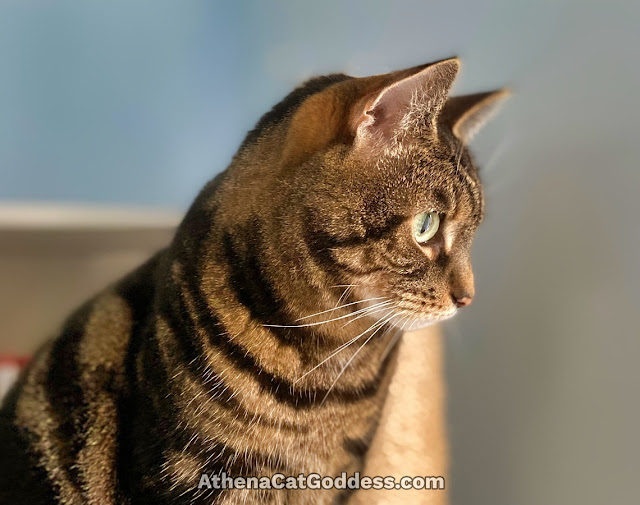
[353,58,460,149]
[440,90,511,143]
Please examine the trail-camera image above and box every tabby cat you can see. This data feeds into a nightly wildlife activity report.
[0,57,507,504]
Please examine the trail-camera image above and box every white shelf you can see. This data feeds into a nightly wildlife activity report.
[0,201,183,230]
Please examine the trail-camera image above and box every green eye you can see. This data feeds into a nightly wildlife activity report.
[413,211,440,244]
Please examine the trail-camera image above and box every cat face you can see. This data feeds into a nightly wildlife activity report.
[282,59,507,329]
[318,140,484,329]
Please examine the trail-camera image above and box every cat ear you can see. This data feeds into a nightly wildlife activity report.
[440,90,510,143]
[353,58,460,149]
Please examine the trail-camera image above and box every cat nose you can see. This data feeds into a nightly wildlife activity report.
[452,293,473,308]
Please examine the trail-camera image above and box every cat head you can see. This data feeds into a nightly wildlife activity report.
[239,58,508,329]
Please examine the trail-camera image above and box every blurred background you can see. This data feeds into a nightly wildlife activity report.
[1,1,639,504]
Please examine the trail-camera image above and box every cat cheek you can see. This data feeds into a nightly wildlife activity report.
[422,243,441,261]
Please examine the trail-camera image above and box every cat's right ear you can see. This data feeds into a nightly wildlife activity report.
[440,90,511,143]
[352,58,460,153]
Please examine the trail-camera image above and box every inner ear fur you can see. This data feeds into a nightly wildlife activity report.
[352,58,460,146]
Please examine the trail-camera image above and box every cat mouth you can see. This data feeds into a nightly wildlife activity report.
[353,288,457,330]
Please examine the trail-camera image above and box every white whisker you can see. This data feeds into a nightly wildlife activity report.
[293,308,395,384]
[334,285,353,309]
[265,300,393,328]
[341,301,394,328]
[455,141,464,173]
[321,311,400,404]
[379,313,410,363]
[294,296,387,321]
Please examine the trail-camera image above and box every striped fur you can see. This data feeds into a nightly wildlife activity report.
[0,58,506,504]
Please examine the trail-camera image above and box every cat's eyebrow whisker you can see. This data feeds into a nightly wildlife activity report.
[455,141,464,173]
[264,300,393,328]
[321,311,401,404]
[294,296,387,321]
[481,132,517,177]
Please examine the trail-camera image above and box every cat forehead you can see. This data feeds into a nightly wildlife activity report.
[379,138,469,178]
[374,142,482,213]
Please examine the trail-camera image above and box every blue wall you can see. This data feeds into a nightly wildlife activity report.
[0,0,550,207]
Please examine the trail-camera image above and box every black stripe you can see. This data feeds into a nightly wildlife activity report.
[174,179,346,367]
[183,266,397,408]
[221,228,290,326]
[332,487,358,505]
[44,300,95,492]
[220,224,323,364]
[168,174,396,407]
[343,419,380,464]
[0,345,58,504]
[166,421,291,476]
[123,367,291,504]
[117,253,166,402]
[161,275,224,393]
[331,423,382,505]
[302,207,406,276]
[159,269,308,433]
[180,204,319,370]
[115,253,165,502]
[147,423,288,505]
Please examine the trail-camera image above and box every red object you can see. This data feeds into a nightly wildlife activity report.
[0,354,31,367]
[0,354,30,401]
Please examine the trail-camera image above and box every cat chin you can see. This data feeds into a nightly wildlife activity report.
[395,311,457,332]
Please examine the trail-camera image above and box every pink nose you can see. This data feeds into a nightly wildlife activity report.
[453,295,473,308]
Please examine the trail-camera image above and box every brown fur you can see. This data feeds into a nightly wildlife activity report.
[0,57,507,504]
